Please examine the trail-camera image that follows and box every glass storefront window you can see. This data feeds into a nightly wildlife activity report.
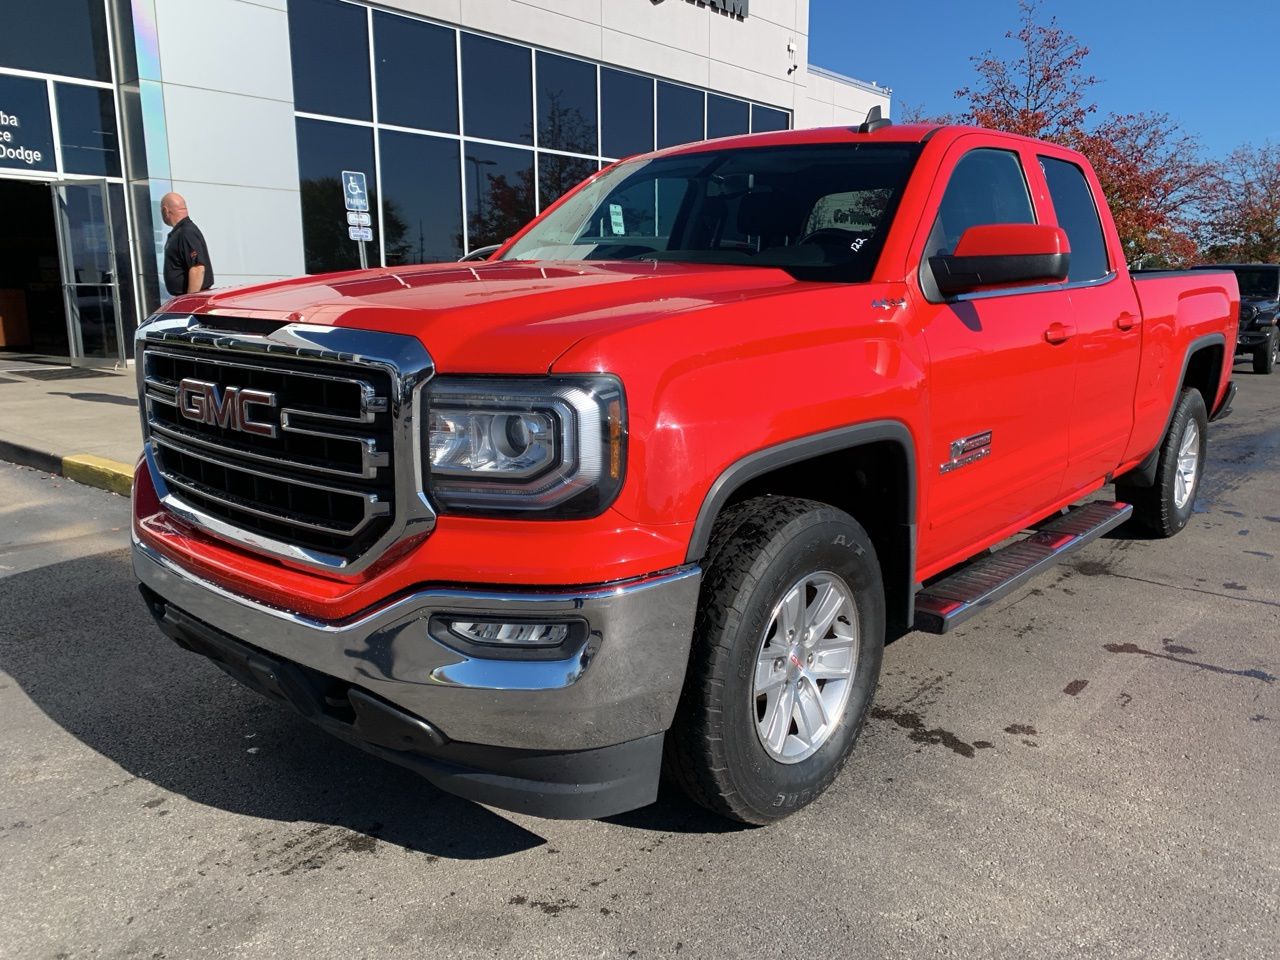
[289,2,794,268]
[288,0,372,121]
[0,75,57,174]
[56,84,121,177]
[707,94,749,140]
[461,35,531,145]
[536,52,596,155]
[374,12,457,133]
[295,117,379,274]
[752,104,790,133]
[538,153,596,211]
[657,82,704,150]
[0,0,111,82]
[464,142,534,249]
[379,130,462,264]
[600,68,653,160]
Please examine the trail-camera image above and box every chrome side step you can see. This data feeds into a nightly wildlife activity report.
[913,500,1133,635]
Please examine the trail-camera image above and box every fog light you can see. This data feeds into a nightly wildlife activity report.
[448,619,571,648]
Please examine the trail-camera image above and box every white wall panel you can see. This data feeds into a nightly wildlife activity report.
[171,180,305,280]
[154,0,294,102]
[163,86,299,191]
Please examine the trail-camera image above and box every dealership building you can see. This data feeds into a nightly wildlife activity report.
[0,0,890,366]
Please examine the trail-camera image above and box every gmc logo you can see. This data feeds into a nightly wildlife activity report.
[177,378,278,438]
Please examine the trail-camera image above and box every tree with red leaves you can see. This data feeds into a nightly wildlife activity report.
[1198,142,1280,263]
[957,0,1096,141]
[950,1,1214,266]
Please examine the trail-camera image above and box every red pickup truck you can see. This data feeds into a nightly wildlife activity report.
[132,121,1238,824]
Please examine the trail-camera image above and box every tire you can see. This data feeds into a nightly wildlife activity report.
[665,496,885,824]
[1253,329,1278,374]
[1117,388,1208,537]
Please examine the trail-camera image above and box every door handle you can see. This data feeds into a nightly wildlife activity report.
[1115,311,1140,331]
[1044,321,1076,344]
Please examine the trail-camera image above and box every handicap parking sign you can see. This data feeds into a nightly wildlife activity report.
[342,170,369,212]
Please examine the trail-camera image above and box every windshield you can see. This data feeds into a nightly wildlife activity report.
[1231,267,1280,300]
[501,143,921,283]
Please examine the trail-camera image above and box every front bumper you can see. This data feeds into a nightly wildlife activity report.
[1237,328,1275,349]
[133,539,702,818]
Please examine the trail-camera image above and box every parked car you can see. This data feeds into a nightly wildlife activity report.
[1193,263,1279,373]
[133,120,1238,824]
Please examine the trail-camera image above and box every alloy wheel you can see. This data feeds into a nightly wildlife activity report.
[752,572,858,764]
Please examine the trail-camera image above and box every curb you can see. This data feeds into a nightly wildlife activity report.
[63,454,135,497]
[0,440,134,497]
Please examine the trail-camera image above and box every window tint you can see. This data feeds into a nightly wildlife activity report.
[504,143,920,285]
[374,12,456,133]
[926,148,1034,258]
[707,95,749,139]
[751,105,789,133]
[0,0,111,82]
[1040,155,1109,282]
[537,52,597,155]
[288,0,371,121]
[600,69,653,159]
[465,142,534,250]
[295,117,379,273]
[657,82,704,149]
[539,153,596,211]
[462,35,531,145]
[380,131,462,264]
[0,75,57,173]
[56,84,120,177]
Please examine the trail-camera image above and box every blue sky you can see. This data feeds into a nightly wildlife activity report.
[808,0,1276,158]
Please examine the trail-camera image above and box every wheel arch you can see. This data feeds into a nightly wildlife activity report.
[1124,332,1226,489]
[686,421,918,634]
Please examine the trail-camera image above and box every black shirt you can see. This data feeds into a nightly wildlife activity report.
[163,217,215,296]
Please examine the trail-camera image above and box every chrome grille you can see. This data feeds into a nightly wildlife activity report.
[137,316,436,572]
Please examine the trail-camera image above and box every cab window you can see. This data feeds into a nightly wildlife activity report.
[1039,155,1110,282]
[925,148,1035,259]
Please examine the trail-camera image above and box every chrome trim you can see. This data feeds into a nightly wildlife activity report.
[948,271,1118,304]
[134,537,703,751]
[136,314,436,574]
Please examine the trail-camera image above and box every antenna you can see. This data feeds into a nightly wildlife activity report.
[856,105,892,134]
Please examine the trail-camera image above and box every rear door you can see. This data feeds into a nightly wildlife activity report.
[913,143,1077,575]
[1037,153,1143,491]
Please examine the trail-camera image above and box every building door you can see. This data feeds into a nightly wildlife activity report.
[0,178,69,357]
[50,178,125,365]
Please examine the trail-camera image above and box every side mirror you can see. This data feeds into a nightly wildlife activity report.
[929,224,1070,298]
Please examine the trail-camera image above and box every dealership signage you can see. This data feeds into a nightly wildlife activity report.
[0,75,57,173]
[654,0,748,20]
[695,0,748,16]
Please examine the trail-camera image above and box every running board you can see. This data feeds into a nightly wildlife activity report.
[913,501,1133,634]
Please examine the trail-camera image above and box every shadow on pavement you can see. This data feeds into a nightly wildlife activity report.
[0,548,552,860]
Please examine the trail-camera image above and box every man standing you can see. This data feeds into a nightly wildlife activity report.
[160,192,215,297]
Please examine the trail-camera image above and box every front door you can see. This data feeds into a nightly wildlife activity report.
[912,144,1078,576]
[50,179,125,365]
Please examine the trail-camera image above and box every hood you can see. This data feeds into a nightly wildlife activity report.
[182,260,802,373]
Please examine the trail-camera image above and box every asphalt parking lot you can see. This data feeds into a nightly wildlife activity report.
[2,362,1278,960]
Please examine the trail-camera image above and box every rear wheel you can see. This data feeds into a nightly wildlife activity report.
[666,497,885,824]
[1253,329,1278,374]
[1117,388,1208,537]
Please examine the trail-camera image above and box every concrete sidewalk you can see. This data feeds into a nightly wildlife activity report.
[0,356,140,495]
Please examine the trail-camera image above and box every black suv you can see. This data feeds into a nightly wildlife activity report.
[1195,263,1280,374]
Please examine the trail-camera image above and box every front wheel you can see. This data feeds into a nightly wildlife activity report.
[1117,387,1208,537]
[1254,328,1278,374]
[665,497,885,824]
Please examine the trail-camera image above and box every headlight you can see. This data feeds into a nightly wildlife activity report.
[423,376,626,517]
[1241,304,1258,323]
